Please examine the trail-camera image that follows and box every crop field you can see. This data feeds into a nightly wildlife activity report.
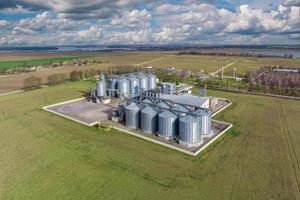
[1,51,300,94]
[141,54,300,75]
[0,81,299,200]
[0,56,86,71]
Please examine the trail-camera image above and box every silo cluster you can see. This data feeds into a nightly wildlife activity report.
[106,73,157,98]
[120,98,213,147]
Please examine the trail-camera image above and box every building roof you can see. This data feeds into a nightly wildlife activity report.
[160,94,209,108]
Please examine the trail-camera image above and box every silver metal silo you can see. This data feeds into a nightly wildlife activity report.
[125,103,140,129]
[193,109,212,137]
[118,78,130,98]
[141,106,158,134]
[138,75,149,92]
[96,81,106,97]
[147,74,157,90]
[179,115,202,147]
[160,82,175,94]
[128,76,140,97]
[158,111,178,139]
[108,76,118,97]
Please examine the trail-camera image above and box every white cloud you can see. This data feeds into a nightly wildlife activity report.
[111,9,151,28]
[0,1,299,45]
[0,20,8,27]
[12,11,85,34]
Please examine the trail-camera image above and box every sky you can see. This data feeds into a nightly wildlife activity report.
[0,0,299,46]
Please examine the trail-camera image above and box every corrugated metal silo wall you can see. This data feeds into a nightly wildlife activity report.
[179,115,202,144]
[125,104,140,129]
[141,107,158,133]
[148,74,156,90]
[96,81,106,97]
[158,111,178,139]
[118,79,130,97]
[129,77,140,97]
[139,76,149,91]
[108,77,118,96]
[194,109,212,136]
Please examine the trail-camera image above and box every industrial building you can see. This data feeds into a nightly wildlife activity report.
[89,72,215,148]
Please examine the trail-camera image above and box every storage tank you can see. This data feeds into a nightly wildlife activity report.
[161,82,175,94]
[96,81,106,97]
[148,74,157,90]
[193,109,212,137]
[138,75,149,92]
[99,73,105,82]
[141,106,158,134]
[179,115,202,147]
[158,111,178,139]
[125,103,140,129]
[128,76,140,97]
[108,76,118,97]
[173,105,189,117]
[118,78,130,98]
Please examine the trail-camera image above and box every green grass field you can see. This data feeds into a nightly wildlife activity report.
[0,82,300,200]
[0,57,82,71]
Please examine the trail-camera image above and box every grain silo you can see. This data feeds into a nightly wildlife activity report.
[118,78,130,98]
[179,115,203,147]
[96,81,106,97]
[158,111,178,139]
[148,74,157,90]
[138,75,149,92]
[128,76,140,97]
[193,109,212,137]
[125,103,140,129]
[161,82,175,94]
[107,76,118,96]
[141,106,158,133]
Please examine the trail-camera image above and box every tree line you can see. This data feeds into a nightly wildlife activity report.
[247,66,300,96]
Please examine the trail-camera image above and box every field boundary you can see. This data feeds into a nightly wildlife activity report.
[42,97,95,127]
[111,120,232,157]
[212,98,232,117]
[42,97,233,156]
[207,87,300,101]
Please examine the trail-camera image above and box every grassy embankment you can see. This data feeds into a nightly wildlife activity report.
[0,81,299,199]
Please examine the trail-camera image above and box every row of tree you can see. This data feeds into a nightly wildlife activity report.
[247,66,300,96]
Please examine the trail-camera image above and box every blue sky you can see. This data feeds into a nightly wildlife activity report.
[0,0,299,45]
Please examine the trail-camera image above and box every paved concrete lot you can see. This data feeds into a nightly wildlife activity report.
[47,99,118,125]
[211,99,230,114]
[44,98,232,155]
